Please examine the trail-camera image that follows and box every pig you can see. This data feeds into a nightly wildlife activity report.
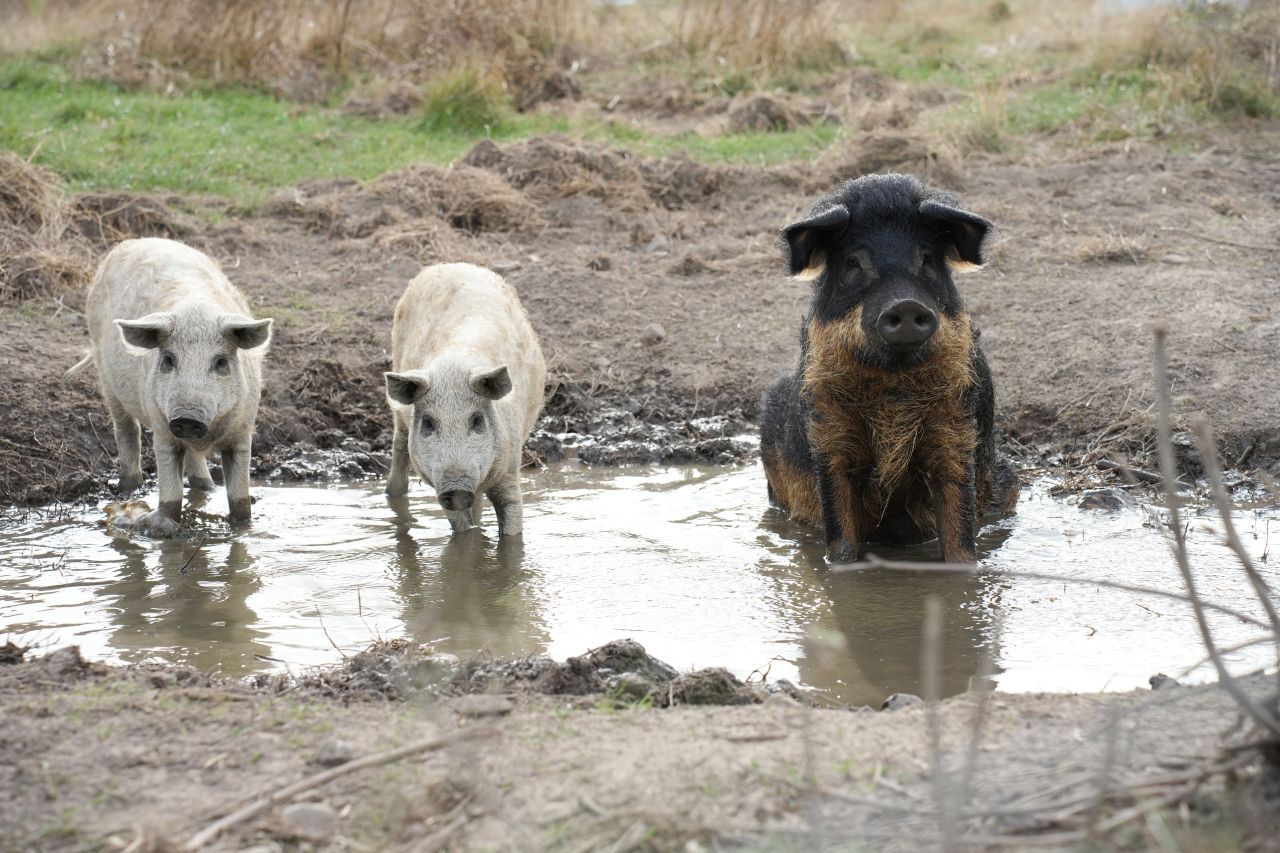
[68,238,272,536]
[384,263,546,536]
[759,173,1017,564]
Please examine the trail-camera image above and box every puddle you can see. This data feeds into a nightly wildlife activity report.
[1,464,1276,706]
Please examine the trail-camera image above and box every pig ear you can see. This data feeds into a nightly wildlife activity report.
[919,200,993,271]
[781,204,850,281]
[469,365,512,400]
[385,372,428,406]
[220,316,273,350]
[115,313,174,352]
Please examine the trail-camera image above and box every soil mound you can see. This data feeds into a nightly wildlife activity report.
[461,135,724,211]
[727,93,808,133]
[372,163,540,233]
[264,164,537,258]
[0,153,92,302]
[70,192,192,242]
[816,131,964,189]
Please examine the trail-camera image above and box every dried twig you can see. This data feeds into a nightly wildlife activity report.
[184,728,491,851]
[1152,323,1279,738]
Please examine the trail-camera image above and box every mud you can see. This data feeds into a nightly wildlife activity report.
[2,642,1277,851]
[3,127,1280,505]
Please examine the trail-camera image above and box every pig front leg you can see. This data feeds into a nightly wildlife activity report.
[107,399,144,494]
[386,418,410,498]
[184,451,216,492]
[932,455,978,564]
[815,457,859,564]
[221,436,253,524]
[488,479,524,537]
[139,438,184,537]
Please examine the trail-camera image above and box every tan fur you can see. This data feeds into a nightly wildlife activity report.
[799,309,977,545]
[762,447,822,525]
[791,250,826,282]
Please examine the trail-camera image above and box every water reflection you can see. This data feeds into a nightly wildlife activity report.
[756,507,1012,705]
[389,498,549,659]
[1,464,1273,700]
[98,533,270,674]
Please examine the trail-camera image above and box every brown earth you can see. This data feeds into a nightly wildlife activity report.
[1,643,1277,851]
[2,128,1280,504]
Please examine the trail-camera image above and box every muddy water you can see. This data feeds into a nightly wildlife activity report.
[1,464,1275,706]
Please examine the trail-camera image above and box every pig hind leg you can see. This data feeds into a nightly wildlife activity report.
[107,397,144,494]
[185,451,215,492]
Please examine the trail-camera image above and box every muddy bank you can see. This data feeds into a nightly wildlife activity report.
[3,130,1280,505]
[2,642,1277,851]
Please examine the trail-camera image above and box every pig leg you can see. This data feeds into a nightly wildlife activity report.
[386,418,410,498]
[816,459,859,563]
[107,398,144,494]
[932,459,978,563]
[488,479,523,537]
[221,436,253,524]
[184,451,215,492]
[139,438,184,537]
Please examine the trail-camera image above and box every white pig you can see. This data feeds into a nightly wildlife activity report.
[69,238,272,536]
[384,263,546,535]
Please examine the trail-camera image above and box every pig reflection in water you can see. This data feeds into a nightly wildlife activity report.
[388,503,549,659]
[761,509,1010,706]
[98,522,270,675]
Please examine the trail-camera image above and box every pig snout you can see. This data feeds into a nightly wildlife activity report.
[876,299,938,349]
[438,489,475,511]
[168,414,209,441]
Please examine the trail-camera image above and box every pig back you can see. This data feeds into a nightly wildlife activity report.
[85,239,265,421]
[392,263,546,437]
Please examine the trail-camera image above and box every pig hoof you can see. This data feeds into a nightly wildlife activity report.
[117,476,143,495]
[826,540,858,565]
[138,511,180,539]
[188,477,216,492]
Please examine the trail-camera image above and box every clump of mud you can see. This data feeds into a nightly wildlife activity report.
[814,131,964,190]
[1,645,106,688]
[270,639,808,708]
[70,192,192,243]
[265,638,461,701]
[0,153,92,303]
[461,136,724,211]
[727,93,809,133]
[263,164,537,262]
[533,387,756,466]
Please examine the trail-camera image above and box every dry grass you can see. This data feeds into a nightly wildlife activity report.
[4,0,593,102]
[0,153,91,303]
[1097,1,1280,119]
[671,0,853,70]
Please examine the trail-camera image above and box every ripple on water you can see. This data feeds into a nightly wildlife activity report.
[0,463,1275,706]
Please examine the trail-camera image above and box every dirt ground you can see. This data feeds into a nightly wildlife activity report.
[1,642,1277,852]
[2,123,1279,504]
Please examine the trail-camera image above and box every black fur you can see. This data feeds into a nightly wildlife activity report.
[761,173,1016,561]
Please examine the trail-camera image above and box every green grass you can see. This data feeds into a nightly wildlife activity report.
[0,57,840,205]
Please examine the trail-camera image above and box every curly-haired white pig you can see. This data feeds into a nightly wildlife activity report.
[384,263,546,536]
[70,238,272,536]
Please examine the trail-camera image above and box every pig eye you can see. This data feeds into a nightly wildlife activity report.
[846,256,862,270]
[921,251,938,266]
[420,415,437,436]
[212,355,230,375]
[469,412,485,432]
[158,352,176,372]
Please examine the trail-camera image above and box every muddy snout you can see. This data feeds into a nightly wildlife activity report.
[876,298,938,349]
[438,488,475,512]
[167,414,209,441]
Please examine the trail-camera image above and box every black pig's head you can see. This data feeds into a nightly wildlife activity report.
[782,173,992,371]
